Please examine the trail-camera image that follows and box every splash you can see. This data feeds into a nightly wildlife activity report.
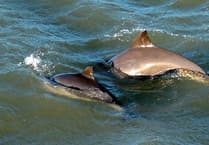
[23,51,55,75]
[24,53,42,71]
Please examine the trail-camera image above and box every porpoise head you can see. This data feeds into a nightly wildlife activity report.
[111,31,205,77]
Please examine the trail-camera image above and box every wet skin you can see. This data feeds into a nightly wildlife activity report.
[48,66,119,104]
[111,31,206,78]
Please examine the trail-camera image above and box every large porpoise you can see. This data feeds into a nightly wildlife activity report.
[110,30,209,82]
[44,66,120,105]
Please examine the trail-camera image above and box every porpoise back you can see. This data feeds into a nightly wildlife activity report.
[48,66,118,104]
[52,66,100,90]
[111,31,205,77]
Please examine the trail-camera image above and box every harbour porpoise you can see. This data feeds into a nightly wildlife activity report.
[110,31,209,82]
[44,66,120,105]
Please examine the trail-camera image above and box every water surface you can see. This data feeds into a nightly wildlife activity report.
[1,0,209,144]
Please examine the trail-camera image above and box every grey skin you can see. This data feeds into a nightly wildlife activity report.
[110,30,207,80]
[48,66,118,104]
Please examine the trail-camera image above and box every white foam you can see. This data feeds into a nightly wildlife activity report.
[23,52,55,76]
[105,27,192,40]
[104,27,145,41]
[24,54,42,71]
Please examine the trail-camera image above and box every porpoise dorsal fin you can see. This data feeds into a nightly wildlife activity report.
[131,30,153,48]
[82,66,95,80]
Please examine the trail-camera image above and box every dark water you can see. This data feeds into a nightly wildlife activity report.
[1,0,209,144]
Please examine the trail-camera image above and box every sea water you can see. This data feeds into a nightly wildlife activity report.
[0,0,209,144]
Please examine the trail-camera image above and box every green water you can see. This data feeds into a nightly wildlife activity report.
[1,0,209,144]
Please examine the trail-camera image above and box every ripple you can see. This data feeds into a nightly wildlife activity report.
[0,103,19,119]
[1,0,209,144]
[170,0,209,10]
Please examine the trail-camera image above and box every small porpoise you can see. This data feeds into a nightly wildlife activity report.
[45,66,119,104]
[111,30,209,82]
